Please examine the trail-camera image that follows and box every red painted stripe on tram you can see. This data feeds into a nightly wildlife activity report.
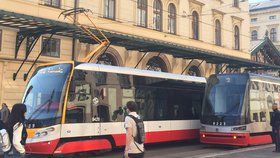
[54,139,112,154]
[249,134,272,145]
[112,129,199,146]
[26,129,199,155]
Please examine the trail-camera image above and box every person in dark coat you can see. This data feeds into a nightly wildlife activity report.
[270,103,280,152]
[0,103,10,123]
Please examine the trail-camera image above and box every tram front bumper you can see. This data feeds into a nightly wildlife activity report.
[200,132,250,146]
[25,139,60,154]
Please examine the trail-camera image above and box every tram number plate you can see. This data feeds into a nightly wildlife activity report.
[213,122,226,126]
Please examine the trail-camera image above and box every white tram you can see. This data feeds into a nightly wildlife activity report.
[200,73,279,146]
[23,61,206,155]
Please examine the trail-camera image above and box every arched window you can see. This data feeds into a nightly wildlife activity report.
[97,53,118,66]
[188,66,201,77]
[215,20,222,46]
[104,0,115,19]
[153,0,162,31]
[168,3,176,34]
[270,28,277,42]
[234,26,240,50]
[137,0,147,27]
[146,56,167,72]
[192,11,199,40]
[251,30,258,41]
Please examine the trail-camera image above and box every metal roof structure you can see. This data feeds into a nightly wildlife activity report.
[1,8,280,79]
[251,36,280,56]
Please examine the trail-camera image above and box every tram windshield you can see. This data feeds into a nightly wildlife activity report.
[201,74,249,126]
[23,63,72,128]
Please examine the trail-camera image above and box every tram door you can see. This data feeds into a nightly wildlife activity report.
[62,71,100,138]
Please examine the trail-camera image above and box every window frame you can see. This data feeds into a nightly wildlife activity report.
[137,0,148,27]
[43,0,61,8]
[269,15,276,20]
[41,37,61,58]
[234,26,240,50]
[251,18,257,23]
[104,0,116,20]
[188,65,201,77]
[168,3,176,34]
[153,0,163,31]
[251,30,258,41]
[270,28,277,42]
[97,53,118,66]
[146,56,168,72]
[215,19,222,46]
[192,11,199,40]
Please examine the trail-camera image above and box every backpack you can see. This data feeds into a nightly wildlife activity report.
[128,115,145,144]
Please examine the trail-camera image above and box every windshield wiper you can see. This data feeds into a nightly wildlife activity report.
[28,89,55,120]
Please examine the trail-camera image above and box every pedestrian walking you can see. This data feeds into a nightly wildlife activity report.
[0,103,10,123]
[4,103,27,158]
[124,101,145,158]
[270,103,280,152]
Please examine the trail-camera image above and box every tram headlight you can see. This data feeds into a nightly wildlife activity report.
[231,126,246,131]
[34,127,55,138]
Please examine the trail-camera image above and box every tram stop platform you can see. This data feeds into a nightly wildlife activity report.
[186,144,277,158]
[197,144,280,158]
[0,144,279,158]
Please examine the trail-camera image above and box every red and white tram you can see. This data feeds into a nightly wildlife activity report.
[200,73,278,146]
[23,61,206,155]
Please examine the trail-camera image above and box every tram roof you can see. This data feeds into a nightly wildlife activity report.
[75,63,206,84]
[215,73,280,83]
[1,9,280,70]
[249,73,280,83]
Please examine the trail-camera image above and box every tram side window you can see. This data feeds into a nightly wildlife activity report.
[260,111,266,122]
[66,70,203,123]
[253,113,259,122]
[110,73,133,122]
[134,76,203,121]
[66,70,98,123]
[250,81,262,123]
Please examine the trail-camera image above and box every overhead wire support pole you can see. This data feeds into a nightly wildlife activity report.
[72,0,78,60]
[135,52,148,69]
[181,59,194,75]
[222,65,229,74]
[197,60,205,69]
[23,34,54,81]
[218,64,227,74]
[13,34,40,81]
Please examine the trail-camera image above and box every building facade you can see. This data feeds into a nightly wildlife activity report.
[250,0,280,51]
[0,0,250,107]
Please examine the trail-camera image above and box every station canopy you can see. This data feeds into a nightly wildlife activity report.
[1,9,280,70]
